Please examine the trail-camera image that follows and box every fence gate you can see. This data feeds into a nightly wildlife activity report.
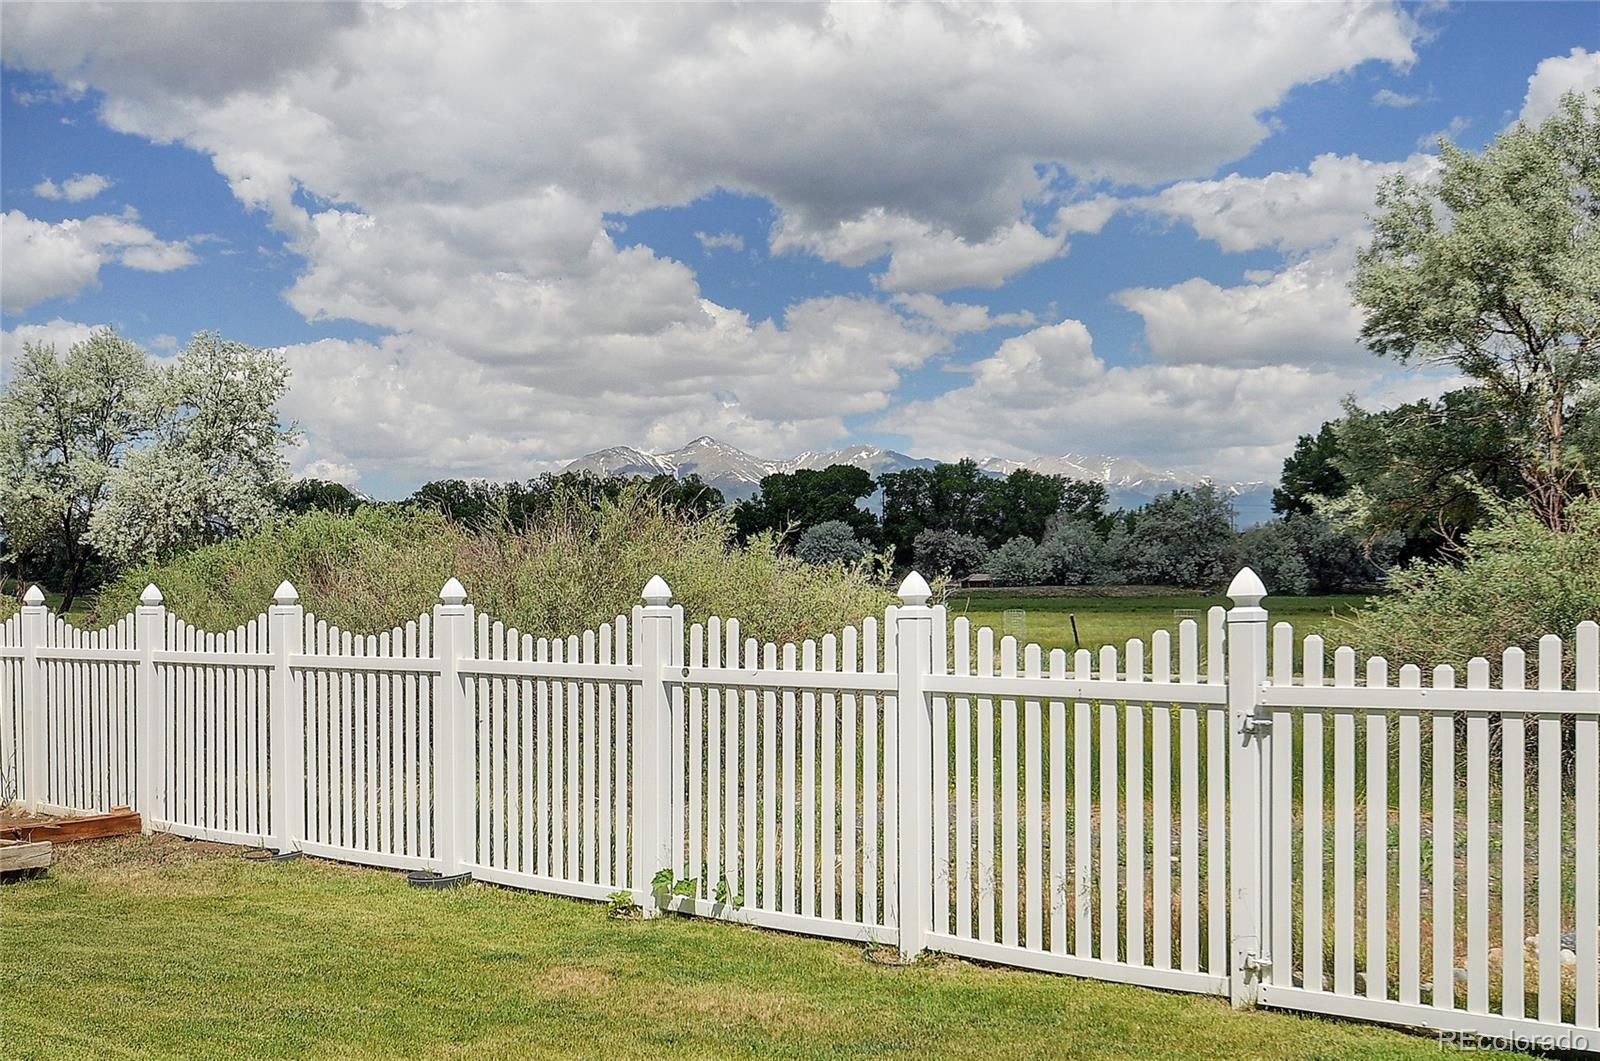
[1251,617,1600,1053]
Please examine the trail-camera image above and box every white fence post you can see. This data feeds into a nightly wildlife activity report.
[633,575,675,910]
[19,585,46,813]
[1225,567,1269,1008]
[894,572,935,960]
[269,582,304,853]
[135,584,166,830]
[433,578,474,877]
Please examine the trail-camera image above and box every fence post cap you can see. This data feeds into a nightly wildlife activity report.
[22,584,45,606]
[272,580,299,605]
[438,577,468,605]
[896,571,932,607]
[641,575,673,606]
[1225,567,1267,609]
[139,583,164,606]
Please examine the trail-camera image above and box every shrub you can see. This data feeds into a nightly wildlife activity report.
[982,536,1045,586]
[87,488,899,644]
[793,520,870,566]
[1282,512,1395,593]
[1237,521,1311,596]
[1035,520,1102,585]
[912,528,988,580]
[1121,485,1240,589]
[1345,497,1600,680]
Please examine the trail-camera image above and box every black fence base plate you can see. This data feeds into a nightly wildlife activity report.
[243,848,302,862]
[407,870,471,890]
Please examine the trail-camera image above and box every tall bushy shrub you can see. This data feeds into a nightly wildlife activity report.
[1346,497,1600,679]
[1035,520,1102,585]
[1121,485,1240,588]
[794,520,870,566]
[912,528,989,579]
[1237,521,1311,595]
[88,489,899,644]
[982,536,1045,586]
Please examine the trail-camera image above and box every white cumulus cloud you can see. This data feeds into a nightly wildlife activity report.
[1,209,197,312]
[33,172,113,201]
[1519,47,1600,124]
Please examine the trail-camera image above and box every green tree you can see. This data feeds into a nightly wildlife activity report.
[1055,480,1112,532]
[408,478,515,529]
[1352,90,1600,529]
[880,459,999,562]
[981,469,1074,544]
[1272,423,1347,516]
[1347,496,1600,690]
[1281,511,1397,593]
[732,465,877,542]
[284,478,363,516]
[0,329,156,609]
[1330,389,1522,550]
[639,473,725,519]
[413,471,724,531]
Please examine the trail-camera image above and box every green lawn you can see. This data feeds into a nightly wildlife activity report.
[0,835,1514,1059]
[948,589,1371,661]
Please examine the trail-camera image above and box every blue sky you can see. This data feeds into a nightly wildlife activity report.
[2,3,1596,498]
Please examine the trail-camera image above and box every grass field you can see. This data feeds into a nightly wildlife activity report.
[0,835,1506,1059]
[948,589,1372,661]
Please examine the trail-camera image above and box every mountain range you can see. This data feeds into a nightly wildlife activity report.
[564,437,1276,525]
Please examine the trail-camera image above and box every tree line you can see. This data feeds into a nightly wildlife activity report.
[0,328,1384,609]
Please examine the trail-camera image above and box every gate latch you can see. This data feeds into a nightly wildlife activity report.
[1243,952,1273,978]
[1240,712,1273,739]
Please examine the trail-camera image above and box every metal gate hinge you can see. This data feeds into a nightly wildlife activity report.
[1243,952,1272,977]
[1240,713,1272,738]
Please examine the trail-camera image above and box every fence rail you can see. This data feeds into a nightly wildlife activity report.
[1,569,1594,1051]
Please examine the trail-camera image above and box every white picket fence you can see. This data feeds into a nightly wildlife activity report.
[0,570,1595,1051]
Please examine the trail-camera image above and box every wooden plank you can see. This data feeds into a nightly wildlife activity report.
[1,807,140,843]
[0,839,52,873]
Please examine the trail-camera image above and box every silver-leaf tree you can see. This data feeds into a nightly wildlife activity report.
[0,330,156,609]
[1,328,299,607]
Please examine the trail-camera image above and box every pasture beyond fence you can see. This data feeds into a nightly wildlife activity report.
[0,570,1594,1052]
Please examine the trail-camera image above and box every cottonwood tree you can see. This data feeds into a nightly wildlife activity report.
[732,465,878,543]
[1352,89,1600,530]
[283,478,363,515]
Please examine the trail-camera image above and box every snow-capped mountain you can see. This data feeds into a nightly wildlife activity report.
[563,437,1273,523]
[564,436,932,499]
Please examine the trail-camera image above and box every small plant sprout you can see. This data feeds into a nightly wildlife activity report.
[604,890,639,919]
